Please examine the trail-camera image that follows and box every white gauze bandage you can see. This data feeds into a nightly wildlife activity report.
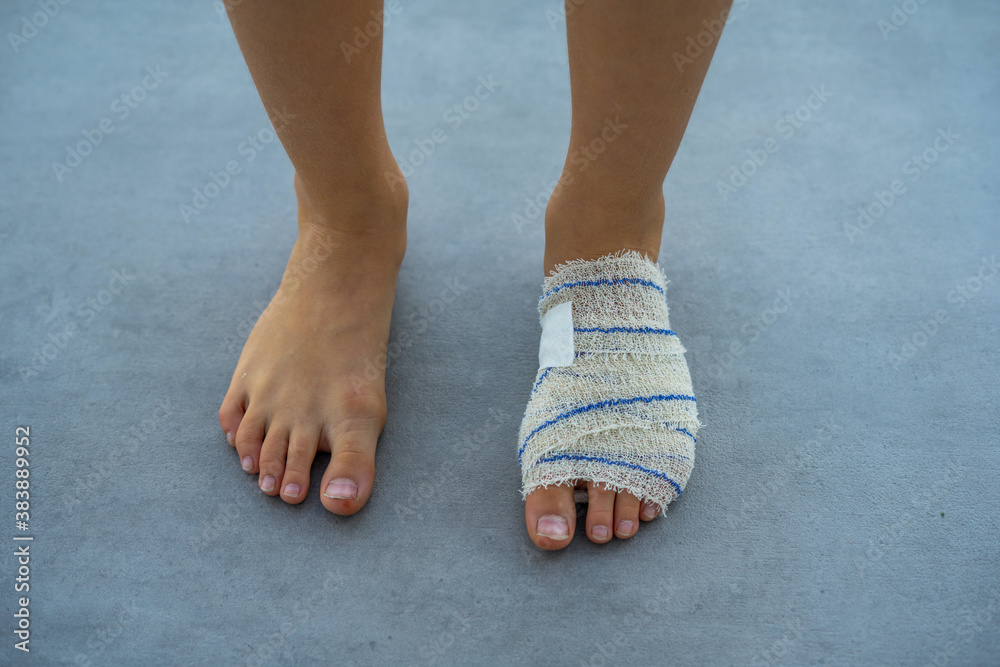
[517,251,700,514]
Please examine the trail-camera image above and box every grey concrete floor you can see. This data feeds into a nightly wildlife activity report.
[2,0,998,665]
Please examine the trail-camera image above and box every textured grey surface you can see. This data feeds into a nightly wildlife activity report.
[2,0,998,665]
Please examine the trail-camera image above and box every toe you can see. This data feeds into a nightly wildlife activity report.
[256,425,289,498]
[320,427,378,516]
[233,409,265,475]
[640,500,660,522]
[614,491,642,539]
[279,427,320,505]
[218,387,246,448]
[524,484,576,550]
[585,482,616,544]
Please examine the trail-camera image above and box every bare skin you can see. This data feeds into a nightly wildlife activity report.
[217,0,406,514]
[218,175,406,513]
[217,0,731,542]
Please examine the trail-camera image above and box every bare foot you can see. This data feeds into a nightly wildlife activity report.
[218,171,407,514]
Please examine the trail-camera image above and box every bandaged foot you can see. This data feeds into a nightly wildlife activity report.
[518,250,699,515]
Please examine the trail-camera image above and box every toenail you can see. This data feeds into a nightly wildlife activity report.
[241,456,253,471]
[324,478,358,500]
[617,520,634,536]
[260,475,275,492]
[283,483,300,498]
[226,431,234,445]
[592,525,610,540]
[642,504,657,520]
[536,515,570,540]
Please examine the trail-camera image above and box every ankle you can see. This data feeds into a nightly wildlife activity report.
[293,155,409,237]
[291,162,408,270]
[543,181,665,275]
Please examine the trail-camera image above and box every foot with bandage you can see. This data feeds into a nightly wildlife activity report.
[520,245,699,549]
[514,0,727,549]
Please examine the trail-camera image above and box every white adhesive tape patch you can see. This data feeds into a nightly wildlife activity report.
[537,300,575,369]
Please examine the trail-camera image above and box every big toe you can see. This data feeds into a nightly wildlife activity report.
[320,428,378,516]
[525,484,577,550]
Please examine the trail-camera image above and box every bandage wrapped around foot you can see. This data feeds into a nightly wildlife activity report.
[517,251,699,514]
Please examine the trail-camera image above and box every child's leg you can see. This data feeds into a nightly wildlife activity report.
[217,0,407,514]
[525,0,732,549]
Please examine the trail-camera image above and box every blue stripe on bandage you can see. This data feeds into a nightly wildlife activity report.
[673,427,696,443]
[643,450,691,461]
[532,367,553,394]
[530,453,684,496]
[574,326,676,336]
[531,368,588,396]
[541,277,664,301]
[518,393,697,463]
